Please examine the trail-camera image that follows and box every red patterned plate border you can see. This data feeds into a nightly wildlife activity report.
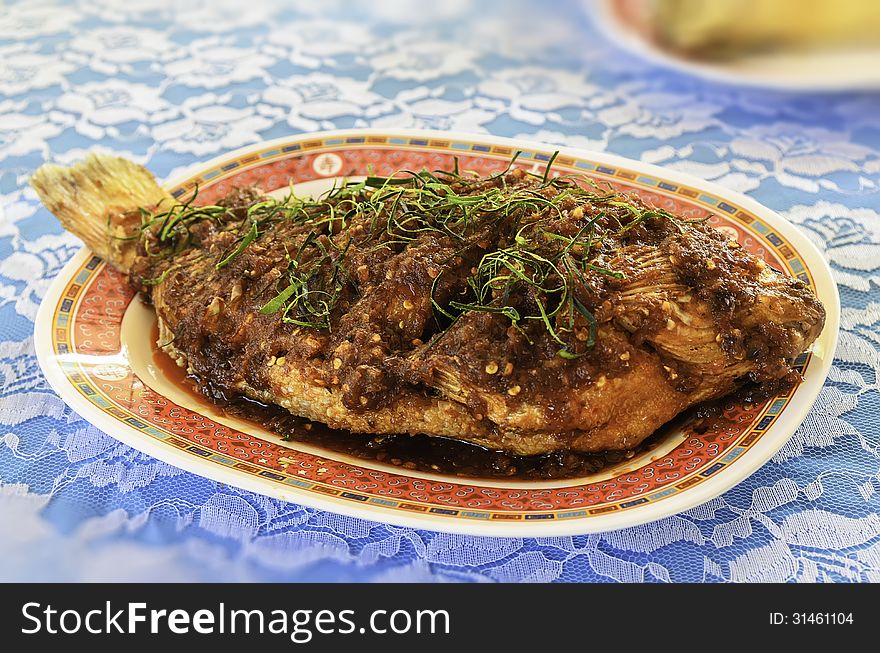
[35,129,839,535]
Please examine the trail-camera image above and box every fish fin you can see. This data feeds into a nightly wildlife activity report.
[428,366,470,404]
[30,153,173,272]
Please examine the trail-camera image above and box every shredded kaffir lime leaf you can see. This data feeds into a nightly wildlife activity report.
[136,153,702,357]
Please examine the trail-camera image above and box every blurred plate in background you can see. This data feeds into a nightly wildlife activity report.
[592,0,880,91]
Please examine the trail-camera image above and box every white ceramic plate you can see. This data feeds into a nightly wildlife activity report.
[34,129,839,535]
[591,0,880,91]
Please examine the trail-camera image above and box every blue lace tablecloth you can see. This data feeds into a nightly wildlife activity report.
[1,0,879,582]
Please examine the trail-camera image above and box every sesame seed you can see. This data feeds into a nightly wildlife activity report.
[360,397,368,406]
[268,355,276,366]
[403,299,414,310]
[715,333,723,343]
[398,320,405,330]
[275,356,286,366]
[666,318,676,330]
[371,334,382,342]
[333,358,342,369]
[503,362,513,375]
[507,385,521,396]
[485,361,499,374]
[596,375,607,388]
[619,351,630,361]
[706,259,717,270]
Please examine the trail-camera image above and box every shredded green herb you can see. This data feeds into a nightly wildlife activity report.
[216,221,259,269]
[136,152,696,357]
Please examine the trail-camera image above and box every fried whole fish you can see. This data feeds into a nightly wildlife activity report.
[32,154,825,456]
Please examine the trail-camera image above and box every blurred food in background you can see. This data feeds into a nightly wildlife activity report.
[617,0,880,60]
[596,0,880,89]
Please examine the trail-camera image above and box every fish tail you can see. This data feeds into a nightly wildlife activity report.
[30,153,172,273]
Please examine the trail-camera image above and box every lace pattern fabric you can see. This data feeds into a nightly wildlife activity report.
[1,0,878,582]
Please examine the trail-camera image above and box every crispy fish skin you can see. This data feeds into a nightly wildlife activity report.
[32,154,825,456]
[151,280,495,445]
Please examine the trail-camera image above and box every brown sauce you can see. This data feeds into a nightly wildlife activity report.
[149,323,794,480]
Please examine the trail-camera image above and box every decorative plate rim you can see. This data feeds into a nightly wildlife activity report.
[34,128,840,536]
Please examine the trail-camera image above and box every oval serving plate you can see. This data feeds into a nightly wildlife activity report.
[34,129,839,536]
